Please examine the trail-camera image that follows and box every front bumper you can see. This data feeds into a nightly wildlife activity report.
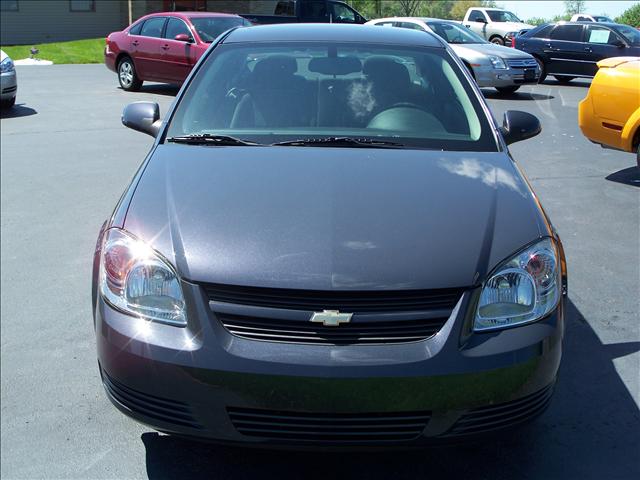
[474,65,540,88]
[0,70,17,100]
[95,283,564,447]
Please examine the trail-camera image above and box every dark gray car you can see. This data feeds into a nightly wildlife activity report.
[93,24,567,446]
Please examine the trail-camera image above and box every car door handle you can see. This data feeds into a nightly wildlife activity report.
[131,40,139,46]
[161,44,170,50]
[544,43,552,48]
[584,46,593,52]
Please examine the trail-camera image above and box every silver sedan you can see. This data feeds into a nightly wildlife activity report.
[1,50,17,108]
[366,17,540,94]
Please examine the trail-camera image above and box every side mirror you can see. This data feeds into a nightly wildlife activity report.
[122,101,162,138]
[612,39,626,48]
[174,33,192,42]
[500,110,541,145]
[476,18,487,24]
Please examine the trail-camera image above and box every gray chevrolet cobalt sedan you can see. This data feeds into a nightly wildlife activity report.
[93,24,567,446]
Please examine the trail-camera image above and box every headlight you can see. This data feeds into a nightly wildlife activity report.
[0,56,15,73]
[100,228,186,326]
[488,55,507,70]
[474,238,560,332]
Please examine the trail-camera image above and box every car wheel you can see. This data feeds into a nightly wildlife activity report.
[1,96,16,109]
[554,75,575,83]
[118,57,142,91]
[495,86,520,94]
[490,36,504,45]
[534,57,547,84]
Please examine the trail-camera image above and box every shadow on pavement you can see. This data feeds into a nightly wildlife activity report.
[0,103,37,118]
[482,90,554,101]
[606,166,640,188]
[142,298,639,480]
[540,78,591,88]
[122,83,180,97]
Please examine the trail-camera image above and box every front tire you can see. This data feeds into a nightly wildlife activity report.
[535,57,547,84]
[554,75,575,83]
[118,57,142,91]
[0,96,16,109]
[495,86,520,94]
[490,36,505,45]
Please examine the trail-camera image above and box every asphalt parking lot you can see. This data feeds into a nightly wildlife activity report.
[1,65,638,480]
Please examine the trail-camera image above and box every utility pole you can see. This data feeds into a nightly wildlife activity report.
[128,0,132,25]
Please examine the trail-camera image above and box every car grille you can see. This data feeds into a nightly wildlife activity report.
[218,313,450,345]
[102,370,202,430]
[440,384,554,437]
[507,58,538,69]
[227,406,432,443]
[202,283,463,313]
[203,283,464,345]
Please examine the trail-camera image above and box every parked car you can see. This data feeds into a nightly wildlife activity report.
[237,0,366,25]
[461,7,534,45]
[515,21,640,82]
[105,12,250,90]
[94,23,567,446]
[579,57,640,168]
[367,17,540,94]
[0,50,17,108]
[570,14,614,23]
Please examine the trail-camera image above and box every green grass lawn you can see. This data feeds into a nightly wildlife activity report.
[1,38,104,64]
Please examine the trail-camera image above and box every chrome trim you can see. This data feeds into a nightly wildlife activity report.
[550,57,597,64]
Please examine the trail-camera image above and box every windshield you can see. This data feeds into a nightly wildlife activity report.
[426,21,487,44]
[166,42,497,151]
[486,10,522,22]
[614,24,640,45]
[190,17,250,42]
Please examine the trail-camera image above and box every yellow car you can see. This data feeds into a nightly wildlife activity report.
[579,57,640,168]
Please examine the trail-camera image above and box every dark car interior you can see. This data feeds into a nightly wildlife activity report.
[188,51,471,139]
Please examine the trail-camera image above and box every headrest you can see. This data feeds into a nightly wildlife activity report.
[252,55,297,78]
[363,56,410,86]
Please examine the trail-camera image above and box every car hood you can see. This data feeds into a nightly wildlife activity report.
[452,42,534,60]
[123,145,546,290]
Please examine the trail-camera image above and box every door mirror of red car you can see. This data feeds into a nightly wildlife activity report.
[122,101,162,138]
[500,110,541,145]
[174,33,193,42]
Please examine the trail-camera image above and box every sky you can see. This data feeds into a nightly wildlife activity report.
[497,1,637,20]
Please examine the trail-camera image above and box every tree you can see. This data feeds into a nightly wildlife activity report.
[398,0,421,16]
[615,3,640,27]
[563,0,586,16]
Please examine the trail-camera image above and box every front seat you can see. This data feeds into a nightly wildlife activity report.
[231,55,312,128]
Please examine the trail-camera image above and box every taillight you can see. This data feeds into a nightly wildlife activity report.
[511,36,516,48]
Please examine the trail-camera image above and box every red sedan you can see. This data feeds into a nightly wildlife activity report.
[105,12,249,91]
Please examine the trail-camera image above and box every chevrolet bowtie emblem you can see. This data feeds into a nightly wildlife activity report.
[310,310,353,327]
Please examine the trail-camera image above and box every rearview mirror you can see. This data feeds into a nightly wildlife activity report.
[122,101,162,138]
[500,110,541,145]
[174,33,192,42]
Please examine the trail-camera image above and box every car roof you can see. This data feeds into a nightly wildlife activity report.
[368,17,458,25]
[552,21,618,27]
[142,11,241,20]
[223,23,446,47]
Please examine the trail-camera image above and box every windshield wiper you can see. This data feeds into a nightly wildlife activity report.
[271,137,405,148]
[166,134,261,146]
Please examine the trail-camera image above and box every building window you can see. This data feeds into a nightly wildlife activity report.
[0,0,19,11]
[69,0,95,12]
